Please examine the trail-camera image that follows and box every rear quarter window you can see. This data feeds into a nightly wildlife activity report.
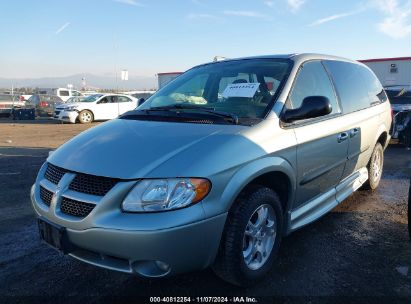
[323,60,387,114]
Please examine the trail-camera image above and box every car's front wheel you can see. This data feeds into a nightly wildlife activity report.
[212,186,283,286]
[78,110,93,124]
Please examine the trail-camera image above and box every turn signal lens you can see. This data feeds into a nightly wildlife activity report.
[190,178,211,203]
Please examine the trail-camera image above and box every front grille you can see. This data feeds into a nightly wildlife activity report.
[69,173,118,196]
[60,196,95,217]
[45,163,67,185]
[40,186,53,206]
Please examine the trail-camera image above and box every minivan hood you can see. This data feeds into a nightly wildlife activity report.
[48,119,247,179]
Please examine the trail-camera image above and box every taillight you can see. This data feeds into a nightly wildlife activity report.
[39,101,49,107]
[19,96,24,101]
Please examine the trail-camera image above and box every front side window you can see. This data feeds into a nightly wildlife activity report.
[82,94,103,102]
[140,59,291,123]
[98,97,109,104]
[287,61,340,115]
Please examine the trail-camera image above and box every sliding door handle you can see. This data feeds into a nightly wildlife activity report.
[337,132,349,143]
[350,128,359,138]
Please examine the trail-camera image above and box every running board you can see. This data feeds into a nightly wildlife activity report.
[288,167,368,233]
[335,167,368,203]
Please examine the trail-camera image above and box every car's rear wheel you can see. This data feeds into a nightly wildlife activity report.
[78,110,93,124]
[363,142,384,190]
[212,186,283,286]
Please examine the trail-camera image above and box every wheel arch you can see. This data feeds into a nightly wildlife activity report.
[374,124,389,149]
[220,157,296,228]
[77,109,94,122]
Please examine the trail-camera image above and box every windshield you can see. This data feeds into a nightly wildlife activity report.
[140,59,291,121]
[82,94,103,102]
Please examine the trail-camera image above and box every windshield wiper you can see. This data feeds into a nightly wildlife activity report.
[144,104,239,124]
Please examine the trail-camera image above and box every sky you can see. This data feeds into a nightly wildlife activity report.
[1,0,411,79]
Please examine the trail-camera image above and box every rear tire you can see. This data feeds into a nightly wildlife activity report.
[78,110,93,124]
[212,186,283,286]
[363,143,384,190]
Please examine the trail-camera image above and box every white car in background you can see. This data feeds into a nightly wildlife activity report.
[37,88,84,102]
[54,93,138,123]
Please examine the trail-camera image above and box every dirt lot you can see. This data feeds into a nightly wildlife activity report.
[0,119,411,303]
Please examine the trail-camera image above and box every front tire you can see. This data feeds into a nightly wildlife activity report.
[78,110,93,124]
[363,142,384,190]
[212,186,283,286]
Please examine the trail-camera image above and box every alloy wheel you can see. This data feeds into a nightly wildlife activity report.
[242,204,276,270]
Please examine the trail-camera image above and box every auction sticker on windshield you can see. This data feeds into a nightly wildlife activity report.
[222,82,260,98]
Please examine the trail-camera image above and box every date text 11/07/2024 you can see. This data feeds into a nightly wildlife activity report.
[149,297,258,303]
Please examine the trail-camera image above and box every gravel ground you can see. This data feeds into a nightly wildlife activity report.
[0,119,410,303]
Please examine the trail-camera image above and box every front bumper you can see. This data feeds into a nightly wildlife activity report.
[66,215,225,276]
[30,169,227,277]
[54,109,78,123]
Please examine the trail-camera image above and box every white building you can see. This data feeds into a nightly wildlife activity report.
[360,57,411,87]
[157,72,182,89]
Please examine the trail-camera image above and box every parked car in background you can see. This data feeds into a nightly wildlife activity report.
[125,90,156,106]
[36,88,84,102]
[385,85,411,147]
[31,54,391,286]
[0,94,25,117]
[19,94,33,102]
[54,93,138,123]
[26,94,63,117]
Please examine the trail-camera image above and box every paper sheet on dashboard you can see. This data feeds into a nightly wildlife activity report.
[222,83,260,98]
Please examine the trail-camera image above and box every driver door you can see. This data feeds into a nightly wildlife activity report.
[93,96,118,120]
[289,61,349,209]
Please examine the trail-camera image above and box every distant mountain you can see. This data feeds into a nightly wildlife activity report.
[0,73,157,90]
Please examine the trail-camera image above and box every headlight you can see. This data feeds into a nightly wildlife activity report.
[65,106,78,111]
[122,178,211,212]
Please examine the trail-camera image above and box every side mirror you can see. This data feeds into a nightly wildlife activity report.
[283,96,332,123]
[138,98,145,106]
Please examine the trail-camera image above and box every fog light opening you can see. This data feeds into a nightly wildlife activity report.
[132,260,171,278]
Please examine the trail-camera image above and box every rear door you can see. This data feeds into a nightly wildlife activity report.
[286,60,348,209]
[117,95,137,115]
[323,60,387,179]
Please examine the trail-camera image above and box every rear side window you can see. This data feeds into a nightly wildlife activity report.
[287,61,340,114]
[323,60,387,114]
[59,90,69,96]
[117,96,131,102]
